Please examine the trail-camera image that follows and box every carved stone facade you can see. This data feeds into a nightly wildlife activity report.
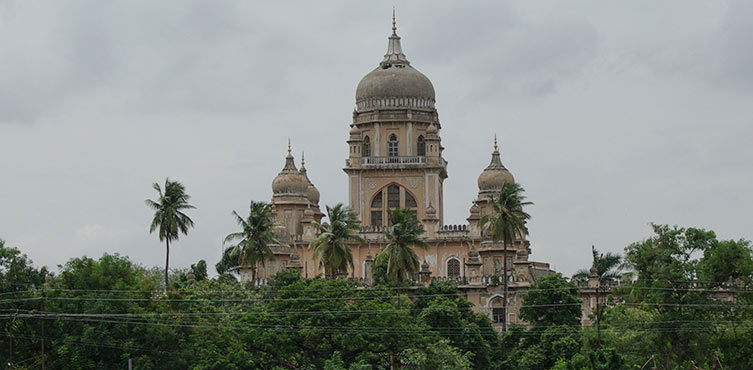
[240,18,589,331]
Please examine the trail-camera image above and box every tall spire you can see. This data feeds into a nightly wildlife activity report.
[392,7,397,35]
[381,8,409,67]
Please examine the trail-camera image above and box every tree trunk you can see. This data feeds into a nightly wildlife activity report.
[503,237,508,332]
[165,239,170,290]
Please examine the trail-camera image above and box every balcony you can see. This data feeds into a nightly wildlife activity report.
[361,156,427,169]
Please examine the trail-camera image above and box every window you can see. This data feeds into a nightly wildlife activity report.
[405,191,417,208]
[371,211,382,227]
[417,135,425,156]
[490,297,505,323]
[492,308,504,323]
[388,134,398,157]
[387,185,400,208]
[369,184,420,227]
[371,191,382,208]
[363,136,371,157]
[447,259,460,278]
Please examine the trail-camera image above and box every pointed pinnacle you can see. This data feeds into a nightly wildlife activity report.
[392,7,397,35]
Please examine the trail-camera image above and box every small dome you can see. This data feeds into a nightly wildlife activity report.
[469,203,480,215]
[272,145,309,196]
[421,260,430,272]
[468,246,479,258]
[477,136,514,193]
[299,153,320,205]
[427,123,438,135]
[426,203,436,214]
[306,185,320,205]
[589,265,598,277]
[349,125,361,136]
[355,23,435,111]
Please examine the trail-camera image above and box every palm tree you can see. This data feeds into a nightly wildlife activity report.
[215,244,241,277]
[572,245,623,286]
[375,208,428,284]
[145,178,195,289]
[223,201,278,282]
[479,182,533,331]
[309,203,364,278]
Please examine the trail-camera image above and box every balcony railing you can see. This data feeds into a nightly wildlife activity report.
[361,156,427,168]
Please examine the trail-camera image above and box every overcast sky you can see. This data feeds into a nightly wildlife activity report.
[1,1,752,277]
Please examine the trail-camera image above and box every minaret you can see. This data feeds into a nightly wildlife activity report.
[345,15,447,228]
[270,140,310,238]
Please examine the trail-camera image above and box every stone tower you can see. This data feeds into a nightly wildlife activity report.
[344,15,448,231]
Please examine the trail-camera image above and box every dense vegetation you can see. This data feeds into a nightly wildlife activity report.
[2,222,752,369]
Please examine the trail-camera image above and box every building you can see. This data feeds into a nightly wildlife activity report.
[243,17,584,331]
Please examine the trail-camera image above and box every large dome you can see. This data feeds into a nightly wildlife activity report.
[356,66,435,105]
[355,22,436,111]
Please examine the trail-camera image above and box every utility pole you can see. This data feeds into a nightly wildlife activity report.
[502,236,509,332]
[596,284,601,349]
[8,314,14,369]
[40,291,45,370]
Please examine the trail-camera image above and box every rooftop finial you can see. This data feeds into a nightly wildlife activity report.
[494,134,498,152]
[392,7,397,35]
[301,151,305,167]
[287,138,292,155]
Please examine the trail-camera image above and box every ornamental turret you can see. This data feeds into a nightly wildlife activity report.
[270,141,314,239]
[473,135,515,218]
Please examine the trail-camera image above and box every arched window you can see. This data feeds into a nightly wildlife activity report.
[447,259,460,278]
[363,136,371,157]
[371,191,382,208]
[405,191,417,208]
[388,134,398,157]
[370,191,383,227]
[387,185,400,208]
[417,135,425,156]
[369,184,420,227]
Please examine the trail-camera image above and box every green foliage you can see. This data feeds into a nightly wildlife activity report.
[611,224,753,369]
[519,273,581,328]
[0,239,48,366]
[222,200,278,281]
[375,208,428,283]
[5,221,753,369]
[310,203,364,278]
[190,259,208,281]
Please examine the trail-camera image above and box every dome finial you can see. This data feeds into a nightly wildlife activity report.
[301,151,305,167]
[380,9,409,67]
[494,134,498,152]
[392,7,397,35]
[287,138,292,156]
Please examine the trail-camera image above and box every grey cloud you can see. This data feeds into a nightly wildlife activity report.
[0,1,751,278]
